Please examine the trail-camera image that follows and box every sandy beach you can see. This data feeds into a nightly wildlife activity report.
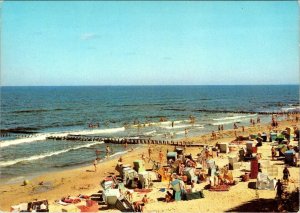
[1,116,299,212]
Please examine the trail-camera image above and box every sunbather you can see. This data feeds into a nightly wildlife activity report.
[134,194,149,212]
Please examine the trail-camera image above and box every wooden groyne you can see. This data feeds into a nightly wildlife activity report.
[46,135,205,147]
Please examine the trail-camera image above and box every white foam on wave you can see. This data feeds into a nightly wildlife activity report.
[161,124,191,129]
[109,150,128,158]
[144,130,156,135]
[212,114,258,126]
[281,107,300,112]
[0,127,125,148]
[212,120,240,126]
[0,141,104,167]
[1,134,51,148]
[213,114,257,121]
[175,131,186,135]
[131,120,186,128]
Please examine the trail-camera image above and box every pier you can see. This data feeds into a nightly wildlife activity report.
[46,135,206,147]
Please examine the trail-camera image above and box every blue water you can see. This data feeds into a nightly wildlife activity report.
[0,85,299,182]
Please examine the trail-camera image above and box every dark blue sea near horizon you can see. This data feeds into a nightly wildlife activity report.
[0,85,299,183]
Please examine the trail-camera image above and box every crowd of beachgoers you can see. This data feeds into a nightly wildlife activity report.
[1,113,299,212]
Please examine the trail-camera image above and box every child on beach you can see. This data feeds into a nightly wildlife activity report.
[271,146,276,160]
[93,158,98,172]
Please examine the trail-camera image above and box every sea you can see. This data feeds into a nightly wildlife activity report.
[0,85,299,184]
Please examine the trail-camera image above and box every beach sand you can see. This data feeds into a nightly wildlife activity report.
[0,116,299,212]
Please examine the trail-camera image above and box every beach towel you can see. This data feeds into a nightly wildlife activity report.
[133,188,152,193]
[209,185,230,191]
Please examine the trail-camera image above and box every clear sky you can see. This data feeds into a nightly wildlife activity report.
[1,1,299,86]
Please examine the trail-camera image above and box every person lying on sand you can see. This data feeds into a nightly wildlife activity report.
[133,194,149,212]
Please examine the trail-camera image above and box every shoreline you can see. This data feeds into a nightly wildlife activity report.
[0,116,299,211]
[0,146,140,186]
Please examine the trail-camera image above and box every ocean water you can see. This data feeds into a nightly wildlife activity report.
[0,85,299,183]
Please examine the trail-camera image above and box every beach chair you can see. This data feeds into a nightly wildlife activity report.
[167,152,178,161]
[175,147,184,155]
[115,197,135,212]
[133,160,145,173]
[219,143,229,153]
[228,156,238,170]
[270,132,278,142]
[102,189,121,207]
[284,150,296,165]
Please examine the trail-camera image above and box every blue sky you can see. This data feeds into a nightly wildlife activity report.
[1,1,299,86]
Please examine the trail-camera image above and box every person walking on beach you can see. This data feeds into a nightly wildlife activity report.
[184,128,188,137]
[148,145,152,162]
[106,145,111,157]
[233,123,238,129]
[242,126,245,132]
[221,125,224,131]
[275,179,283,199]
[271,146,276,160]
[283,166,290,185]
[257,117,261,123]
[141,153,146,163]
[93,158,98,172]
[159,150,164,165]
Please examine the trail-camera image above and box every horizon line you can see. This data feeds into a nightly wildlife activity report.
[1,84,299,87]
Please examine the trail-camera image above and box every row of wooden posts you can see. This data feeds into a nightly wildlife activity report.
[46,135,204,147]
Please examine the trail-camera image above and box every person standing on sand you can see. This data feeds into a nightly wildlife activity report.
[93,158,98,172]
[275,179,283,199]
[148,146,152,162]
[242,126,245,132]
[141,153,146,163]
[159,150,164,165]
[271,146,276,160]
[106,145,111,157]
[283,166,290,185]
[233,123,238,129]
